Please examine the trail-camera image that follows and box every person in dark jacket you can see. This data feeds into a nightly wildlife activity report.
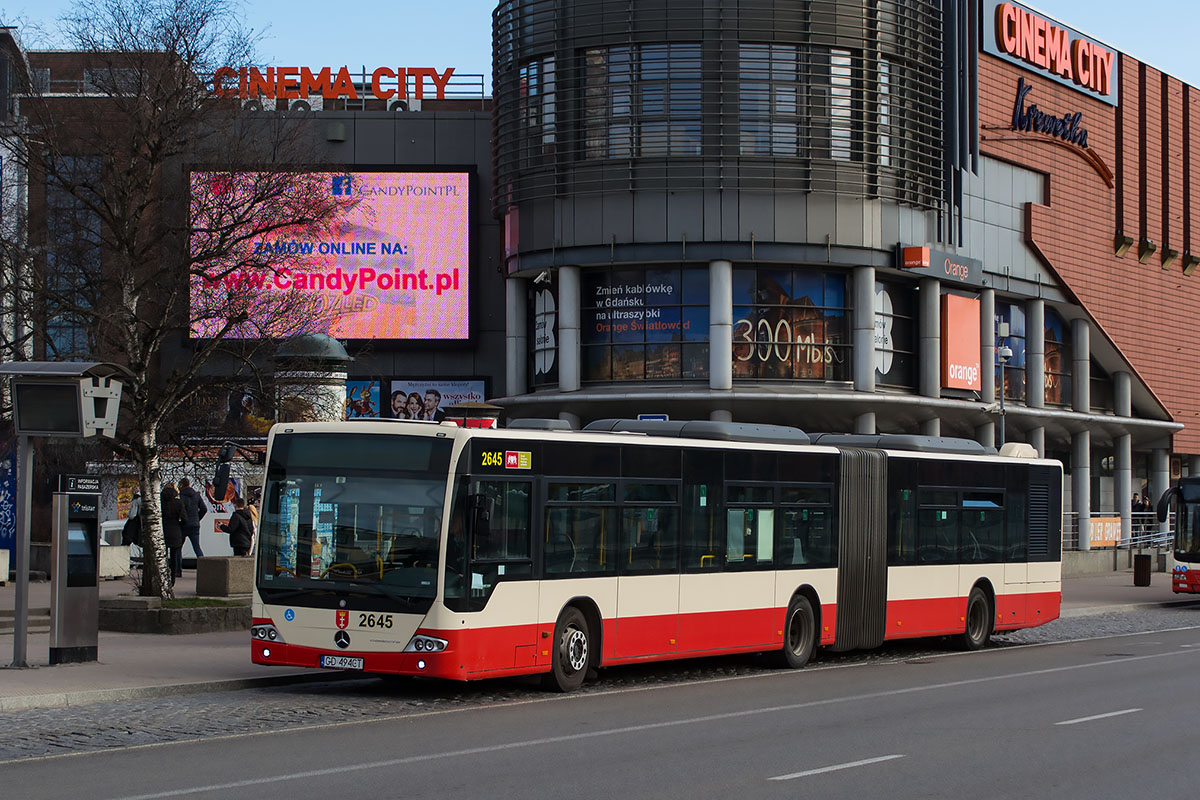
[224,497,255,556]
[160,483,185,581]
[177,477,207,561]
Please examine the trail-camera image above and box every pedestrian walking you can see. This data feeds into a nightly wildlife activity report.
[178,477,207,563]
[160,483,185,582]
[223,497,255,556]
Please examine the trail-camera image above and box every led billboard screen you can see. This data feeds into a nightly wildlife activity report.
[189,171,470,340]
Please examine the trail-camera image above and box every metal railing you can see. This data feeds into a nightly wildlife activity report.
[1061,512,1172,552]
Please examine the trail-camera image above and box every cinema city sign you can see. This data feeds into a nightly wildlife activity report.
[983,0,1119,106]
[212,66,456,101]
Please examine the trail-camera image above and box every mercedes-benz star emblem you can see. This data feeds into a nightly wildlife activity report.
[334,630,351,649]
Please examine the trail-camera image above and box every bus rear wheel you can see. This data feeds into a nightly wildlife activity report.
[543,607,590,692]
[781,595,815,669]
[958,587,993,651]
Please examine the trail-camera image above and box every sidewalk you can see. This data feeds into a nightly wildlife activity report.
[1,569,1197,712]
[0,572,327,712]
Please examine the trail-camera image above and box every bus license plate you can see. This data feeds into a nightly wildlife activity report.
[320,655,364,670]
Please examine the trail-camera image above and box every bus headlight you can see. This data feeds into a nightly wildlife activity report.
[403,634,448,653]
[251,624,284,643]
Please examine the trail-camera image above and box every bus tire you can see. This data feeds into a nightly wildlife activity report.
[958,587,993,651]
[781,595,816,669]
[543,607,590,693]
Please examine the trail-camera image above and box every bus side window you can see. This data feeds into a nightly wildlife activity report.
[682,450,723,571]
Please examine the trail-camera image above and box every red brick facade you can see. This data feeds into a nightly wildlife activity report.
[980,46,1200,452]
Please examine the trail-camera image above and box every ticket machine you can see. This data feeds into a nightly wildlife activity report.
[50,491,101,664]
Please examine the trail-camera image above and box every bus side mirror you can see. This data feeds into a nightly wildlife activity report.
[469,494,495,539]
[1157,488,1180,523]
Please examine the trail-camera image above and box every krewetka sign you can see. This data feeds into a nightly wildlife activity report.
[982,0,1119,106]
[189,171,470,341]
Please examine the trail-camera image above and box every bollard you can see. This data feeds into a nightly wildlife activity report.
[1133,553,1152,586]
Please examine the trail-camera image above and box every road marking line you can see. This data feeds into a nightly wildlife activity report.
[1055,708,1142,726]
[769,754,905,781]
[106,648,1200,800]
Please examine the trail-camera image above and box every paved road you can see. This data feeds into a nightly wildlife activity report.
[1,605,1198,798]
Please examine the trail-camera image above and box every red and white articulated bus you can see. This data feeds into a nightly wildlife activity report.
[1157,477,1200,593]
[250,418,1063,691]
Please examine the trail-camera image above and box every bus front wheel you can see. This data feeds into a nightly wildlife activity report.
[543,607,590,692]
[958,587,993,651]
[781,595,815,669]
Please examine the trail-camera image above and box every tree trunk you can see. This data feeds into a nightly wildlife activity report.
[136,433,172,599]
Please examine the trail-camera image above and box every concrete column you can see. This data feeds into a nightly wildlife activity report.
[919,277,941,398]
[1116,434,1132,544]
[976,422,995,449]
[505,278,528,397]
[1114,369,1133,544]
[855,412,876,434]
[853,266,876,394]
[1074,430,1091,550]
[1028,427,1045,457]
[1114,370,1132,417]
[1191,456,1200,479]
[980,288,995,404]
[1151,448,1170,535]
[1026,298,1045,409]
[709,260,733,392]
[922,418,941,436]
[558,410,581,430]
[1072,318,1090,413]
[710,408,733,423]
[558,266,580,392]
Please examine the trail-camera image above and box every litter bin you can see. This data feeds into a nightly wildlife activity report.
[1134,553,1152,586]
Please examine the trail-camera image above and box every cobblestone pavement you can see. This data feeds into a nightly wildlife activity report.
[1,605,1197,764]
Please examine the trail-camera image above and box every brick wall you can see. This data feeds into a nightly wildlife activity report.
[980,51,1200,452]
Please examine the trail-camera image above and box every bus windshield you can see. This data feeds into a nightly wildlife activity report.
[257,433,453,609]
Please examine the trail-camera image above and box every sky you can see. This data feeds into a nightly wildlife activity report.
[5,0,1199,91]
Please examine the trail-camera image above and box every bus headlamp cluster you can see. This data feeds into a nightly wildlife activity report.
[403,634,448,653]
[251,624,283,643]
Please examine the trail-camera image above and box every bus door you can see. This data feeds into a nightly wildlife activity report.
[833,448,887,651]
[456,477,539,672]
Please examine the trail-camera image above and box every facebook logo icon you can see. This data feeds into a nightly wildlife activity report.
[332,175,352,195]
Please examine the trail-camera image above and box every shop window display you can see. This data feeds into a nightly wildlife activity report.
[581,267,709,382]
[732,268,850,381]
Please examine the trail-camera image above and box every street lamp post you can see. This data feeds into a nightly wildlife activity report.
[997,344,1012,447]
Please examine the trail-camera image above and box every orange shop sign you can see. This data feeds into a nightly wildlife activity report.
[211,66,456,101]
[1089,517,1122,547]
[983,0,1118,106]
[941,294,981,391]
[898,245,983,286]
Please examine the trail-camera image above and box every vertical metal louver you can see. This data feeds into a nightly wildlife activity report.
[1028,483,1050,558]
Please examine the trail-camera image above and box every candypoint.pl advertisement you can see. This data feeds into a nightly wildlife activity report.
[189,171,470,340]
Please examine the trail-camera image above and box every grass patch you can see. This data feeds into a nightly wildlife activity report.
[163,597,247,608]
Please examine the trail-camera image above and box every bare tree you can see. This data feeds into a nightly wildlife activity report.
[1,0,350,597]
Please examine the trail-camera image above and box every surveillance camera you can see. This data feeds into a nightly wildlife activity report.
[533,271,551,285]
[997,345,1013,362]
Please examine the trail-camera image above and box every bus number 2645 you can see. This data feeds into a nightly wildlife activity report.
[359,613,393,629]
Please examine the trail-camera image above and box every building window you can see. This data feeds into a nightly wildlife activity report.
[878,58,891,167]
[584,43,701,160]
[738,43,858,161]
[44,157,102,359]
[581,267,710,382]
[518,56,556,168]
[875,281,915,388]
[1090,360,1114,413]
[1044,308,1072,406]
[995,303,1026,403]
[732,268,850,381]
